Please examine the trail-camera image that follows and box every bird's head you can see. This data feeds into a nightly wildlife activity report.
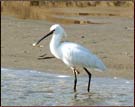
[50,24,67,37]
[33,24,66,47]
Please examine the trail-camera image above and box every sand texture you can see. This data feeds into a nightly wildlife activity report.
[1,4,134,79]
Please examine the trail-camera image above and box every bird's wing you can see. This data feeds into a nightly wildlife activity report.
[60,42,106,71]
[61,42,91,53]
[60,42,94,66]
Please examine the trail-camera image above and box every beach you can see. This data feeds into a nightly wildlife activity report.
[1,5,134,79]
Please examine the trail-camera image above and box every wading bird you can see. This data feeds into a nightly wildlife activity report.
[33,24,106,92]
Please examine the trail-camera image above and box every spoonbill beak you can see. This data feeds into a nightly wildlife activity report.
[33,29,55,46]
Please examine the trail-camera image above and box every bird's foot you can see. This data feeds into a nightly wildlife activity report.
[87,88,90,92]
[74,88,77,92]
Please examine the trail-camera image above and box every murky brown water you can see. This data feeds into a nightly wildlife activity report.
[1,68,134,106]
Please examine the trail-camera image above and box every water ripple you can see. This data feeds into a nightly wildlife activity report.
[1,68,134,106]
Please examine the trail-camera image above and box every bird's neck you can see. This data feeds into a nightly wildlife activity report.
[49,33,63,59]
[50,33,63,47]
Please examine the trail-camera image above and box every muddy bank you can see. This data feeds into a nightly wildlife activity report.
[1,14,134,79]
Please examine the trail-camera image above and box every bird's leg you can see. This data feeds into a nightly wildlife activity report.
[83,67,91,92]
[73,68,77,92]
[72,68,80,74]
[76,69,80,74]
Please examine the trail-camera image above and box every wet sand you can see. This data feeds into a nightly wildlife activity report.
[1,7,134,79]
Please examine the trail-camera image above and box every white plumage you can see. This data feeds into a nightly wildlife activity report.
[49,24,106,71]
[34,24,107,92]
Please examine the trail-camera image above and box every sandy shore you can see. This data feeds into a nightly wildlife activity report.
[1,7,134,79]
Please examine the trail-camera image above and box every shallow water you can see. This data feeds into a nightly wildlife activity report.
[1,68,134,106]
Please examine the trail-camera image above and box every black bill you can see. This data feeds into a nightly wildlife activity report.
[35,29,55,45]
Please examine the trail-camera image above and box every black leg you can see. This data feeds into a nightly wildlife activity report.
[83,67,91,92]
[73,69,77,92]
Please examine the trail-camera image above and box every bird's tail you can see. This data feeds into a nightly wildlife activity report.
[93,55,107,72]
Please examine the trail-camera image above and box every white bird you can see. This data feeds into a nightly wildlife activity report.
[33,24,106,92]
